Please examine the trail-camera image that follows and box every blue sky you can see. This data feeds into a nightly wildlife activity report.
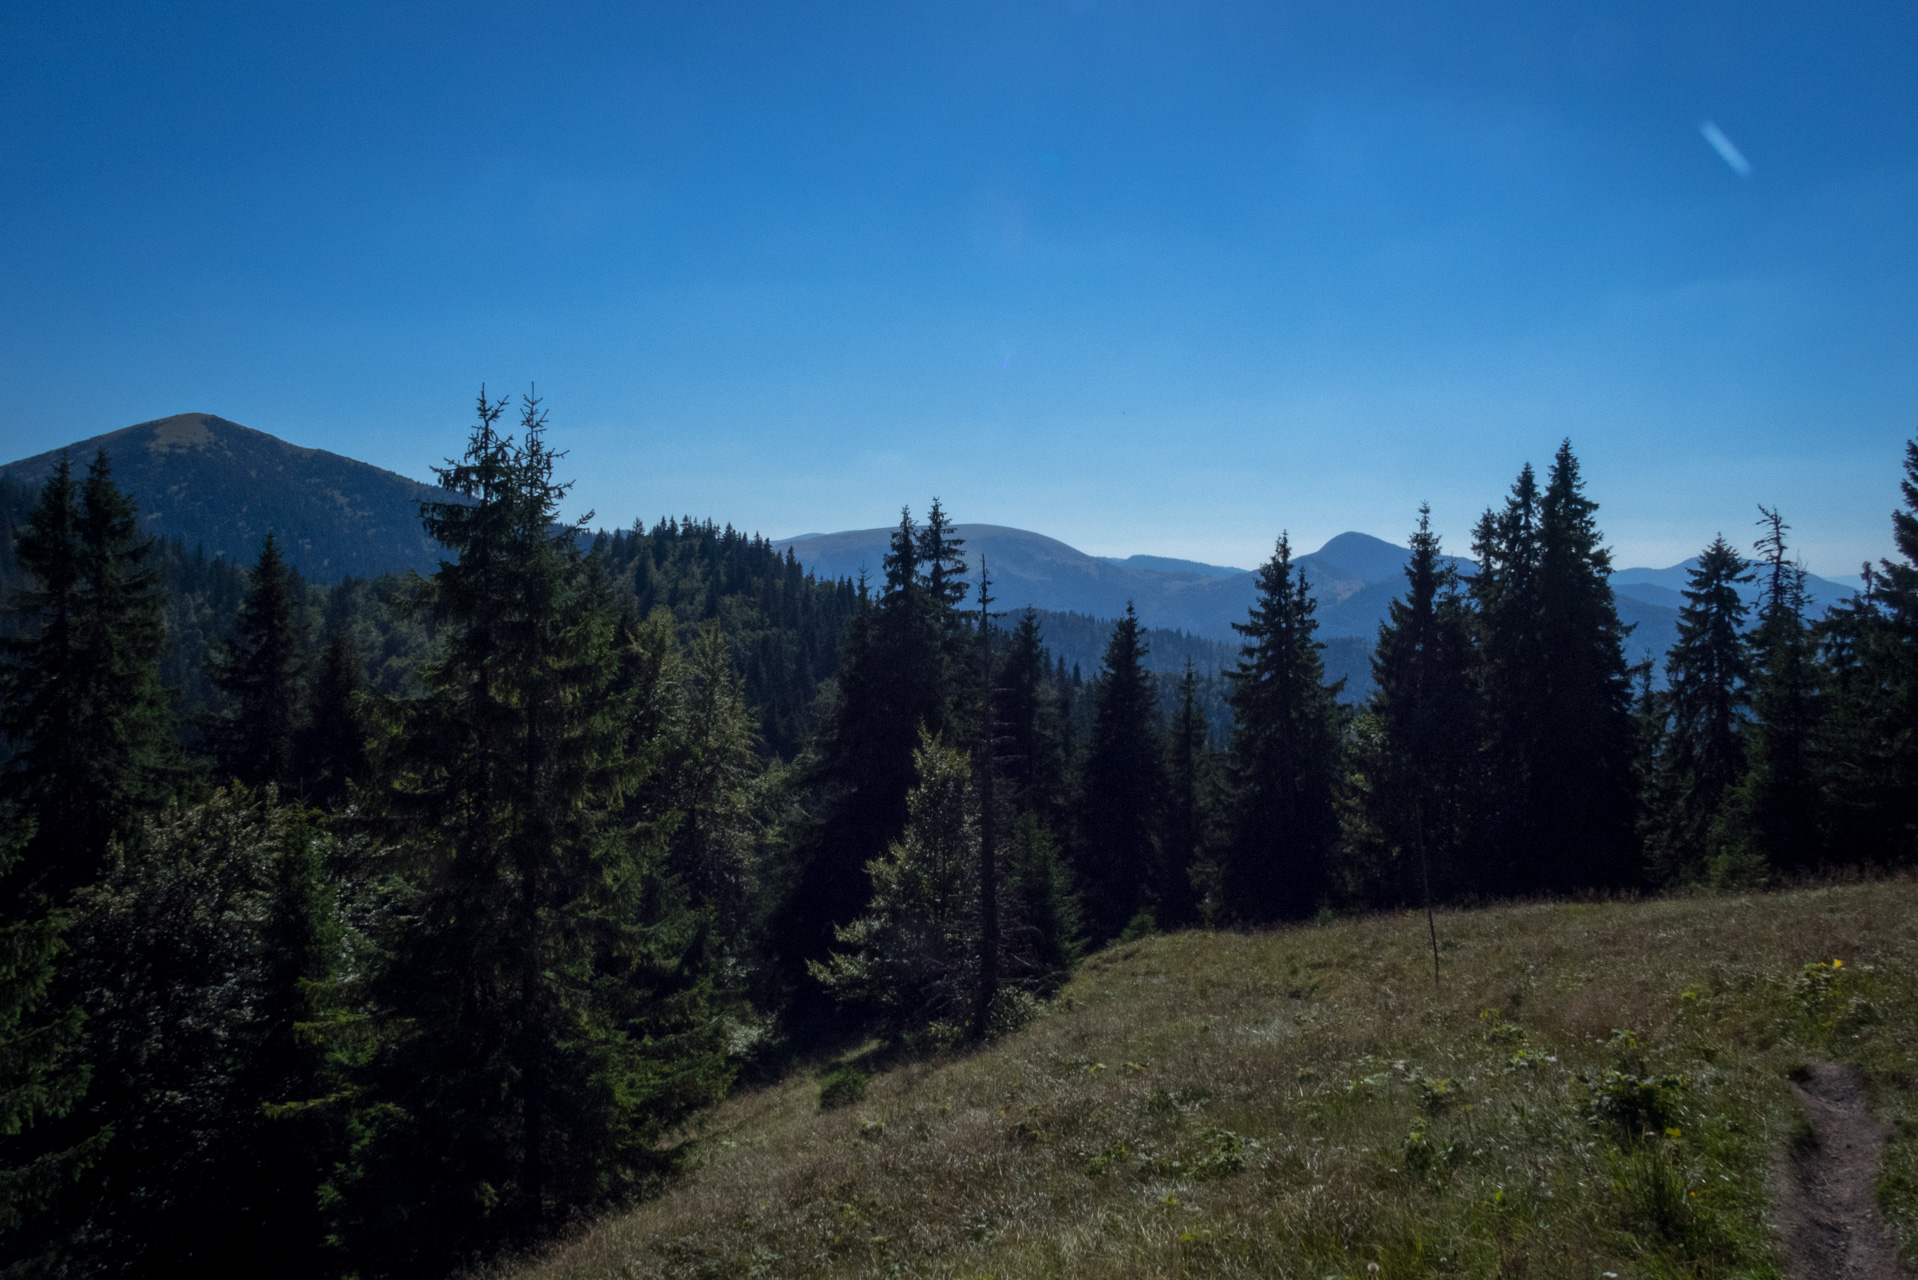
[3,0,1915,577]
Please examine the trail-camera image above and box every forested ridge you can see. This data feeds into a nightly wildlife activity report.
[3,394,1915,1278]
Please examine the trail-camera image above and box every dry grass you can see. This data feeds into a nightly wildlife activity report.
[503,879,1918,1279]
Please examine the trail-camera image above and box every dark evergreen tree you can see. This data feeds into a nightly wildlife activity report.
[1,451,171,903]
[211,532,310,787]
[1814,566,1899,864]
[999,812,1081,996]
[1359,506,1478,904]
[997,609,1068,829]
[1469,462,1547,894]
[1535,441,1640,888]
[0,807,95,1268]
[1648,536,1751,880]
[1816,438,1918,865]
[299,626,373,806]
[1156,660,1207,928]
[1074,605,1164,941]
[56,792,341,1277]
[342,392,731,1272]
[776,506,960,1008]
[1721,507,1823,875]
[917,499,971,635]
[1472,443,1638,893]
[1220,536,1343,921]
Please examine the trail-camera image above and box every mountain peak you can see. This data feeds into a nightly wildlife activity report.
[1,414,455,582]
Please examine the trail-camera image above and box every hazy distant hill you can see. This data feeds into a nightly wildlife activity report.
[771,526,1433,643]
[0,413,458,583]
[1612,558,1858,617]
[776,526,1473,643]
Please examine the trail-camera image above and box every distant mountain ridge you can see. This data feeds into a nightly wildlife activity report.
[0,413,459,583]
[772,525,1488,645]
[2,417,1861,677]
[773,523,1860,677]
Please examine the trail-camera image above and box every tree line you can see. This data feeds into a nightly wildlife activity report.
[2,394,1914,1278]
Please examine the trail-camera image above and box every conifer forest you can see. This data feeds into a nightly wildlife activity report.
[4,391,1917,1278]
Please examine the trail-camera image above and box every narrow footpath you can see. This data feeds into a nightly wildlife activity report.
[1777,1062,1908,1280]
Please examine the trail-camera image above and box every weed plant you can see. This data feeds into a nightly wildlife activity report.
[502,878,1917,1279]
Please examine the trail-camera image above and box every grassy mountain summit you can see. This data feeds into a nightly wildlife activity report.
[507,880,1918,1280]
[0,413,458,582]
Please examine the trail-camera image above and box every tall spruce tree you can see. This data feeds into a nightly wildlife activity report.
[1649,536,1751,880]
[1075,605,1164,941]
[1830,438,1918,864]
[1472,443,1637,893]
[0,451,171,902]
[1363,506,1477,904]
[778,505,961,1005]
[997,609,1068,829]
[1156,660,1207,928]
[298,626,372,806]
[1536,441,1640,888]
[1221,536,1344,921]
[343,392,730,1272]
[1470,462,1547,894]
[1722,507,1823,875]
[211,532,310,787]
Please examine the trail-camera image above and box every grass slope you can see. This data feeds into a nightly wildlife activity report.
[507,882,1918,1279]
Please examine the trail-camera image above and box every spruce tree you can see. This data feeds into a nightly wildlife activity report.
[1156,660,1207,928]
[1473,444,1638,893]
[298,626,372,806]
[344,392,731,1271]
[1363,506,1478,904]
[1222,536,1343,922]
[1828,437,1918,864]
[999,812,1081,996]
[1469,462,1547,894]
[1074,605,1164,941]
[211,532,310,787]
[0,806,94,1264]
[997,609,1068,829]
[1722,507,1823,875]
[59,791,341,1277]
[810,730,980,1026]
[1535,441,1640,889]
[1650,536,1751,880]
[666,622,764,933]
[778,505,960,1003]
[0,451,171,902]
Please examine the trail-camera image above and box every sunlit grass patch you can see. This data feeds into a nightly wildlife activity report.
[502,877,1917,1280]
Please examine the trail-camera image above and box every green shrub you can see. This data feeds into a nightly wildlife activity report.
[1585,1070,1686,1145]
[818,1065,869,1112]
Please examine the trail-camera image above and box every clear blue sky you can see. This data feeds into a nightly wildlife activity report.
[4,0,1915,577]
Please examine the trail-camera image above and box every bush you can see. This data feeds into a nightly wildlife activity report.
[818,1065,868,1112]
[1585,1070,1686,1145]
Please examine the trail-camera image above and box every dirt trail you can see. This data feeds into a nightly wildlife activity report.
[1777,1061,1908,1280]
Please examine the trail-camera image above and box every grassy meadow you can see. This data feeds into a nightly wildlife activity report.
[503,880,1918,1280]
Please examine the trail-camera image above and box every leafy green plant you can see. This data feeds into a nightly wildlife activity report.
[1585,1069,1687,1145]
[1189,1127,1251,1180]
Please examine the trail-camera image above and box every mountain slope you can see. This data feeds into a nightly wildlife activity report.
[507,880,1918,1280]
[0,413,458,582]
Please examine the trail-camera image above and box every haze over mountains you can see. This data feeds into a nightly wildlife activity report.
[0,416,1861,673]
